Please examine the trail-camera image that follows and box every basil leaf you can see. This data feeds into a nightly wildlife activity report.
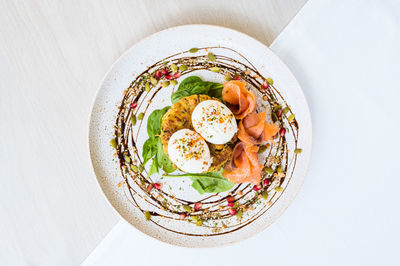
[178,76,202,89]
[142,137,158,165]
[142,106,177,176]
[142,137,175,176]
[171,76,202,103]
[148,158,159,176]
[171,76,223,103]
[165,170,234,194]
[202,82,223,98]
[147,106,170,137]
[155,137,175,173]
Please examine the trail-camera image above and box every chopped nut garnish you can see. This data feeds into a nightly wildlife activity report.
[111,47,300,232]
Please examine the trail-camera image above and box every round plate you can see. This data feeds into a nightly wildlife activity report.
[89,25,312,247]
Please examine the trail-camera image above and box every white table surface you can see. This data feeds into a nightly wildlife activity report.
[0,0,306,265]
[83,0,400,265]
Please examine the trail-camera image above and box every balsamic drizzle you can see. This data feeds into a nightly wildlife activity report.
[113,47,300,236]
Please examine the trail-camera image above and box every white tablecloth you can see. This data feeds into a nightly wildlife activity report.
[83,0,400,265]
[0,1,306,265]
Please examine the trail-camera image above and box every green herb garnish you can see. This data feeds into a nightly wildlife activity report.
[142,107,175,175]
[146,106,169,137]
[144,211,151,221]
[110,138,117,149]
[294,148,302,154]
[164,169,234,194]
[171,76,223,103]
[207,52,216,61]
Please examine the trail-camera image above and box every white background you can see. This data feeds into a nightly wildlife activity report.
[85,1,400,266]
[0,0,306,265]
[2,0,400,265]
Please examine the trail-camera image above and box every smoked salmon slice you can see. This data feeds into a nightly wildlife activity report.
[222,80,256,119]
[238,112,279,145]
[222,142,263,185]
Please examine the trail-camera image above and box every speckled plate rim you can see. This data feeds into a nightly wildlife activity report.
[88,24,313,247]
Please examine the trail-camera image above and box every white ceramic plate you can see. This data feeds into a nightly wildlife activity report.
[89,25,312,247]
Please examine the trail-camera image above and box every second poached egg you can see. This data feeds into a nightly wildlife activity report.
[168,129,212,173]
[192,100,237,144]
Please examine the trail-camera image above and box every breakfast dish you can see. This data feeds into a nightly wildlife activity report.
[112,46,302,231]
[89,25,312,247]
[160,95,234,173]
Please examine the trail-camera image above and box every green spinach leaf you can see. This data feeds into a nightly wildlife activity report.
[178,76,202,88]
[171,76,223,103]
[164,170,234,194]
[155,137,175,173]
[148,157,159,176]
[142,107,176,176]
[142,137,158,165]
[147,106,170,137]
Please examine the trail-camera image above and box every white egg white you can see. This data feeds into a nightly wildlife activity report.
[191,100,237,145]
[167,129,212,173]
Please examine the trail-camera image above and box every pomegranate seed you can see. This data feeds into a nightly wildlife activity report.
[165,74,173,80]
[146,184,153,192]
[233,76,240,80]
[227,196,235,203]
[262,82,269,89]
[180,213,186,219]
[155,71,161,79]
[263,179,270,186]
[130,102,137,109]
[194,202,202,211]
[153,183,162,190]
[279,128,286,137]
[253,184,261,191]
[277,109,282,117]
[173,72,181,79]
[161,69,168,75]
[228,208,237,215]
[228,202,235,207]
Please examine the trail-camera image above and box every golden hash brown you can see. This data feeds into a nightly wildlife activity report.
[160,95,234,172]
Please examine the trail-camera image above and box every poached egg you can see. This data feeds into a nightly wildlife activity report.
[168,129,212,173]
[191,100,237,144]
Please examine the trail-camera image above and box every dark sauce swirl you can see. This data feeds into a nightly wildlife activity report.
[114,47,300,236]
